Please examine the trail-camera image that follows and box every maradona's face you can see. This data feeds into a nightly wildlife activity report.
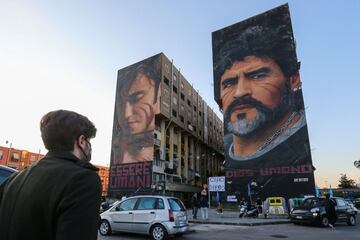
[220,56,289,136]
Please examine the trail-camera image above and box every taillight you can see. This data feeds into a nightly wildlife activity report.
[168,209,174,222]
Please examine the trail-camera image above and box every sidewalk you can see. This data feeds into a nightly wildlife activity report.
[187,208,290,226]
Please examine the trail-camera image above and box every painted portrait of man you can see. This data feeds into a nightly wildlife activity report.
[111,54,161,164]
[212,4,315,200]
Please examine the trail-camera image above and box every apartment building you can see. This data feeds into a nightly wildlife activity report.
[109,53,224,203]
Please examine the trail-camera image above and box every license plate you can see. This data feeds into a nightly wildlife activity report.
[296,216,303,219]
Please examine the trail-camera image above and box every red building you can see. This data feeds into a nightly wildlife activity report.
[0,145,44,170]
[0,145,109,196]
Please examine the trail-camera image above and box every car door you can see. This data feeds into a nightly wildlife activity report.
[168,198,188,226]
[132,197,158,233]
[109,198,138,232]
[335,198,347,222]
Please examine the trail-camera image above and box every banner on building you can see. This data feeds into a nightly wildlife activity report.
[109,54,161,193]
[212,4,315,200]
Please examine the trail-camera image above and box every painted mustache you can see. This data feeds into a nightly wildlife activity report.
[224,96,272,121]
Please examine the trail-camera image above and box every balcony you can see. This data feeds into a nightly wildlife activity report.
[173,158,180,167]
[153,159,164,174]
[154,138,161,146]
[188,169,195,180]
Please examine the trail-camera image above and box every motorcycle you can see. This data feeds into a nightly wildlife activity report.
[239,204,259,218]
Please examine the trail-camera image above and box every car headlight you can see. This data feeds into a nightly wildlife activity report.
[310,208,319,213]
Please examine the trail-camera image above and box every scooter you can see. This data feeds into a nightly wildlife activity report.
[239,204,259,218]
[239,204,246,218]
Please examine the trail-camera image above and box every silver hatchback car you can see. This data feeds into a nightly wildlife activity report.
[99,195,189,240]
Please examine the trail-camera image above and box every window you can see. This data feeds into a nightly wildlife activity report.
[193,106,197,112]
[164,77,170,86]
[30,155,37,163]
[11,153,20,162]
[116,198,138,211]
[137,197,157,210]
[180,116,184,123]
[173,96,177,105]
[173,74,177,81]
[199,111,202,117]
[180,104,184,111]
[167,198,185,211]
[180,93,185,101]
[173,86,178,94]
[157,199,165,209]
[187,99,191,106]
[172,110,177,118]
[180,82,184,89]
[336,199,345,207]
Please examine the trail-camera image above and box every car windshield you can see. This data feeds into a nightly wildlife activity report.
[301,198,325,208]
[168,198,185,211]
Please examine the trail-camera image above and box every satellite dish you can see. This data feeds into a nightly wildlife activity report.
[354,160,360,168]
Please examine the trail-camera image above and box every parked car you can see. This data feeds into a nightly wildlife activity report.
[0,165,18,184]
[345,199,360,214]
[290,197,357,227]
[99,195,189,240]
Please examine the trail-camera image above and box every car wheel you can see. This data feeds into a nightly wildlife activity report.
[321,216,329,227]
[151,224,168,240]
[99,220,112,236]
[347,215,356,226]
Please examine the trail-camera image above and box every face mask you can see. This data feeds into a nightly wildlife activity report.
[79,139,92,162]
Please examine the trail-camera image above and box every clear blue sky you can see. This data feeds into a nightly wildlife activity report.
[0,0,359,188]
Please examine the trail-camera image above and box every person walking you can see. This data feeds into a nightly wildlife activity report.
[325,193,337,229]
[200,187,209,220]
[191,193,200,219]
[0,110,102,240]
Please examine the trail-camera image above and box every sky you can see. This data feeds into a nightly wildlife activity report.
[0,0,359,188]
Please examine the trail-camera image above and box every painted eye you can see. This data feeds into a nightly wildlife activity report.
[250,73,267,79]
[128,93,144,103]
[222,77,237,89]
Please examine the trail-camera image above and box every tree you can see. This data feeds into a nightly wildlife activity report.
[338,174,357,188]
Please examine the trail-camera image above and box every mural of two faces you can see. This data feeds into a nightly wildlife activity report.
[109,54,161,193]
[212,4,315,200]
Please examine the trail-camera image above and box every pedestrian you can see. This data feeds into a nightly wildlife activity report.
[325,193,337,229]
[200,187,209,220]
[216,201,223,214]
[0,110,101,240]
[191,193,200,219]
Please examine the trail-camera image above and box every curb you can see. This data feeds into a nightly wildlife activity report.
[189,220,290,226]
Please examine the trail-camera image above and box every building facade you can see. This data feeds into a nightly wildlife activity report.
[0,145,109,195]
[109,53,224,204]
[96,165,110,196]
[0,145,44,171]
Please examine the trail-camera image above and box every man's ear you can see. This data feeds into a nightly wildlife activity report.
[76,135,86,150]
[289,71,301,91]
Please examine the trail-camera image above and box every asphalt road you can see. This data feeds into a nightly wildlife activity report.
[98,221,360,240]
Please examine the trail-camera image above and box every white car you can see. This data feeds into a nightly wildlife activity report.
[99,195,189,240]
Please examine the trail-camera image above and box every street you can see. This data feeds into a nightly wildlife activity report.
[98,222,360,240]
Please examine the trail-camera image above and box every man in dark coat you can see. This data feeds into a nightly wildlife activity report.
[0,110,102,240]
[191,193,200,219]
[325,194,337,228]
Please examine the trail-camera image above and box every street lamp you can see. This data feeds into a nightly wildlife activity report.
[5,140,12,166]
